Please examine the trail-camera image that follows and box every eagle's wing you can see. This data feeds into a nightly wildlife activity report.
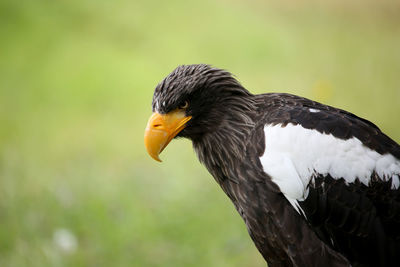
[258,93,400,266]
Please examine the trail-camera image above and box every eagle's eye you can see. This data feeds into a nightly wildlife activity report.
[178,101,189,110]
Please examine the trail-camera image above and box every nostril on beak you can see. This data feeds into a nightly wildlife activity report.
[153,123,162,128]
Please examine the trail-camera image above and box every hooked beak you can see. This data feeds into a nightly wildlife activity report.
[144,109,192,162]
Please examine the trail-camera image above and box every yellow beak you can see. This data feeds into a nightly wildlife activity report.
[144,109,192,162]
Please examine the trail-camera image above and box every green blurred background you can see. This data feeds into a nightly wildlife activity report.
[1,0,399,266]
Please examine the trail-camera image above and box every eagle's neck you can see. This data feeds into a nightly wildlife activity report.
[192,95,257,184]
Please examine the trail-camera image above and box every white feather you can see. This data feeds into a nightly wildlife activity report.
[260,123,400,213]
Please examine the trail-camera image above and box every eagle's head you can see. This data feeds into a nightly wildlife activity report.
[144,64,253,162]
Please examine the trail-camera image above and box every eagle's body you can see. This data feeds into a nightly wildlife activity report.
[145,64,400,267]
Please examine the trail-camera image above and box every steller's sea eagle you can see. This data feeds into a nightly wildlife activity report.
[144,64,400,267]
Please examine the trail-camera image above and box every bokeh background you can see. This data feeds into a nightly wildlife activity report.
[1,0,399,266]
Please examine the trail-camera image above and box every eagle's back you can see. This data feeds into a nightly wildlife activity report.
[248,93,400,266]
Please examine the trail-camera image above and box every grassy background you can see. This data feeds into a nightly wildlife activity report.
[0,0,399,266]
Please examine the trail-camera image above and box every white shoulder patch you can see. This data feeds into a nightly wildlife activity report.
[259,123,400,213]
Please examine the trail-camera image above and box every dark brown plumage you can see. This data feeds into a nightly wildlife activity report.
[145,64,400,267]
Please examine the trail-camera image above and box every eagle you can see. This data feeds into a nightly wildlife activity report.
[144,64,400,267]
